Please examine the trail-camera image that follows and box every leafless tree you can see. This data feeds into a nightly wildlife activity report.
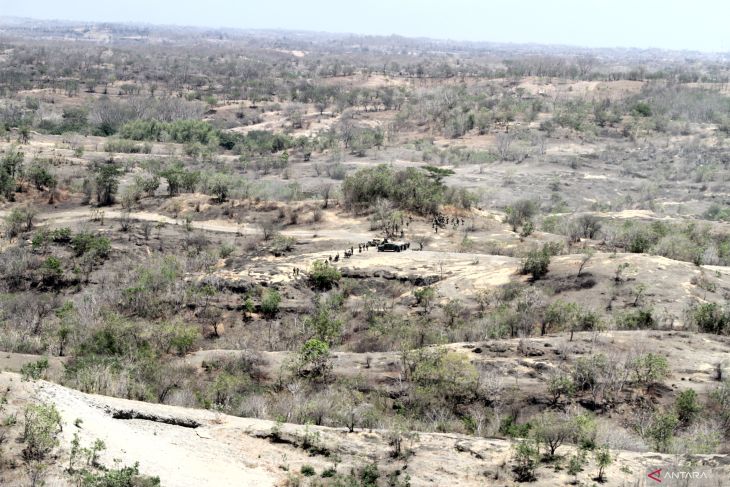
[319,183,333,209]
[258,218,277,241]
[496,132,513,160]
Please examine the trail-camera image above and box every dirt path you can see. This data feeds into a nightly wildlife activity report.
[0,207,374,243]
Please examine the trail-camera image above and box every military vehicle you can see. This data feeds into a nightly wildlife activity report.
[377,241,409,252]
[368,238,383,247]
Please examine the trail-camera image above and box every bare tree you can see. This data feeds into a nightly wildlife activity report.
[319,183,333,209]
[578,249,595,276]
[576,56,596,79]
[495,132,513,160]
[258,218,278,241]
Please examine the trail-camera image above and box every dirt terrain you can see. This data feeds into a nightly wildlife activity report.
[3,16,730,487]
[1,371,726,487]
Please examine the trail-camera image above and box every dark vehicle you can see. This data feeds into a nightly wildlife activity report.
[377,241,409,252]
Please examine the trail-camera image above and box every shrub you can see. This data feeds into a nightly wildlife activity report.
[675,389,701,425]
[71,232,111,259]
[359,463,380,487]
[616,309,655,330]
[646,411,678,452]
[303,298,343,344]
[41,256,63,284]
[300,465,315,477]
[512,439,539,482]
[710,381,730,429]
[23,403,62,461]
[505,199,538,233]
[218,243,235,259]
[547,373,575,404]
[410,349,480,405]
[209,175,229,203]
[342,165,470,215]
[103,138,152,154]
[574,214,602,239]
[413,286,436,313]
[297,339,331,379]
[689,303,730,334]
[594,444,612,482]
[260,289,281,317]
[49,227,72,243]
[631,353,669,387]
[567,451,586,477]
[308,261,341,290]
[94,160,122,206]
[521,247,550,280]
[27,162,56,190]
[269,234,296,256]
[500,416,532,438]
[632,101,652,117]
[704,204,730,222]
[119,119,218,145]
[20,357,49,381]
[159,166,200,196]
[168,325,199,356]
[136,175,160,197]
[4,206,36,238]
[80,461,161,486]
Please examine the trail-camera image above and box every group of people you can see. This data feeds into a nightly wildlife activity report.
[382,215,414,240]
[330,241,374,262]
[432,214,466,233]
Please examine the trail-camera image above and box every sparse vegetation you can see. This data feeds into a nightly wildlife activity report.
[0,12,728,486]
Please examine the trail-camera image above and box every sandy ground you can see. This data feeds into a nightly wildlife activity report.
[0,207,376,243]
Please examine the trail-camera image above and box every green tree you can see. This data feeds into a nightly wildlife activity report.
[512,439,539,482]
[646,411,678,452]
[690,303,729,334]
[675,389,701,425]
[297,339,331,379]
[594,444,612,482]
[94,160,122,206]
[521,247,551,280]
[547,373,575,405]
[260,289,281,317]
[543,300,579,335]
[304,297,343,344]
[209,175,229,203]
[505,199,538,232]
[40,256,63,286]
[27,162,56,191]
[308,261,341,290]
[1,145,24,180]
[631,353,669,387]
[410,348,480,407]
[413,286,436,313]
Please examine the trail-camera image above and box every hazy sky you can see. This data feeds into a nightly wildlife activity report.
[1,0,728,52]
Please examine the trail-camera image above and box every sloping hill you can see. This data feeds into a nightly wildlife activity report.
[1,371,728,486]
